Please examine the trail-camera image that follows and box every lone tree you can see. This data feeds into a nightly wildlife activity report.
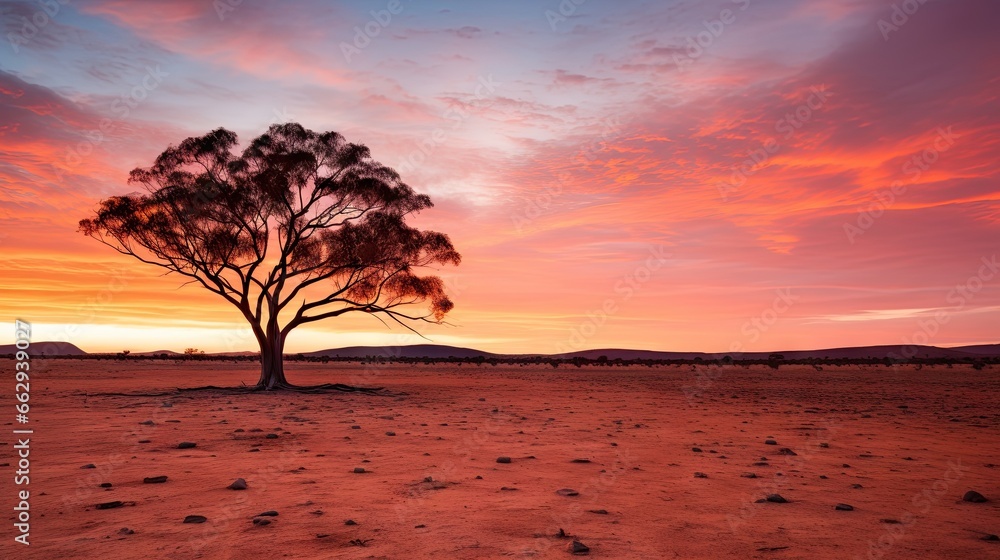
[80,123,460,390]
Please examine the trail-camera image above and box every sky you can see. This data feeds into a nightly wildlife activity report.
[1,0,999,354]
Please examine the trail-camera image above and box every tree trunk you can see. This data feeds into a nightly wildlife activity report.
[256,332,288,389]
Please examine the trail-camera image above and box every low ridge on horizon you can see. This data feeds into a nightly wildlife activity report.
[7,341,999,360]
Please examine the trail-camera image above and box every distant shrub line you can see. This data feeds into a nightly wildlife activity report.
[3,353,996,370]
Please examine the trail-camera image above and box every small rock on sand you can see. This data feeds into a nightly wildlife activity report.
[345,519,357,526]
[963,490,988,503]
[252,518,271,526]
[100,482,113,488]
[777,448,797,456]
[571,458,591,463]
[177,442,197,449]
[353,467,367,474]
[835,503,854,511]
[386,431,396,436]
[96,501,124,510]
[496,456,512,464]
[694,472,708,478]
[981,534,999,542]
[764,439,777,445]
[81,464,96,469]
[183,515,207,524]
[765,494,789,503]
[118,528,134,535]
[228,478,248,490]
[256,510,278,517]
[569,540,590,554]
[143,476,168,484]
[556,488,580,497]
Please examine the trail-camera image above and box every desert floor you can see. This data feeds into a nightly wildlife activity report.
[1,360,998,559]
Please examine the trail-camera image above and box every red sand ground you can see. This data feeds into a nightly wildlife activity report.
[1,360,998,559]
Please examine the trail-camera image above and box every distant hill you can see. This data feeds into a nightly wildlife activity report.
[305,343,1000,360]
[554,344,994,360]
[0,341,86,356]
[951,344,1000,356]
[5,341,999,360]
[305,344,500,359]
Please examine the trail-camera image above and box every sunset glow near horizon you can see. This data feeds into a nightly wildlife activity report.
[2,0,999,355]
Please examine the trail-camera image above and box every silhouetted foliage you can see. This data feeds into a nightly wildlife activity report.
[80,123,460,389]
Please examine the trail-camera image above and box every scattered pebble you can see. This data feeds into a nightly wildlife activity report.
[694,472,708,478]
[765,494,789,503]
[177,442,197,449]
[345,519,357,526]
[143,476,168,484]
[496,457,512,464]
[353,467,367,474]
[556,488,580,497]
[569,540,590,555]
[96,501,124,510]
[764,439,777,445]
[963,490,988,503]
[228,478,248,490]
[81,464,96,469]
[257,510,278,517]
[835,503,854,511]
[118,528,134,535]
[183,515,207,524]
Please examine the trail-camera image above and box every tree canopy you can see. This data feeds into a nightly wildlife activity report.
[80,123,460,389]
